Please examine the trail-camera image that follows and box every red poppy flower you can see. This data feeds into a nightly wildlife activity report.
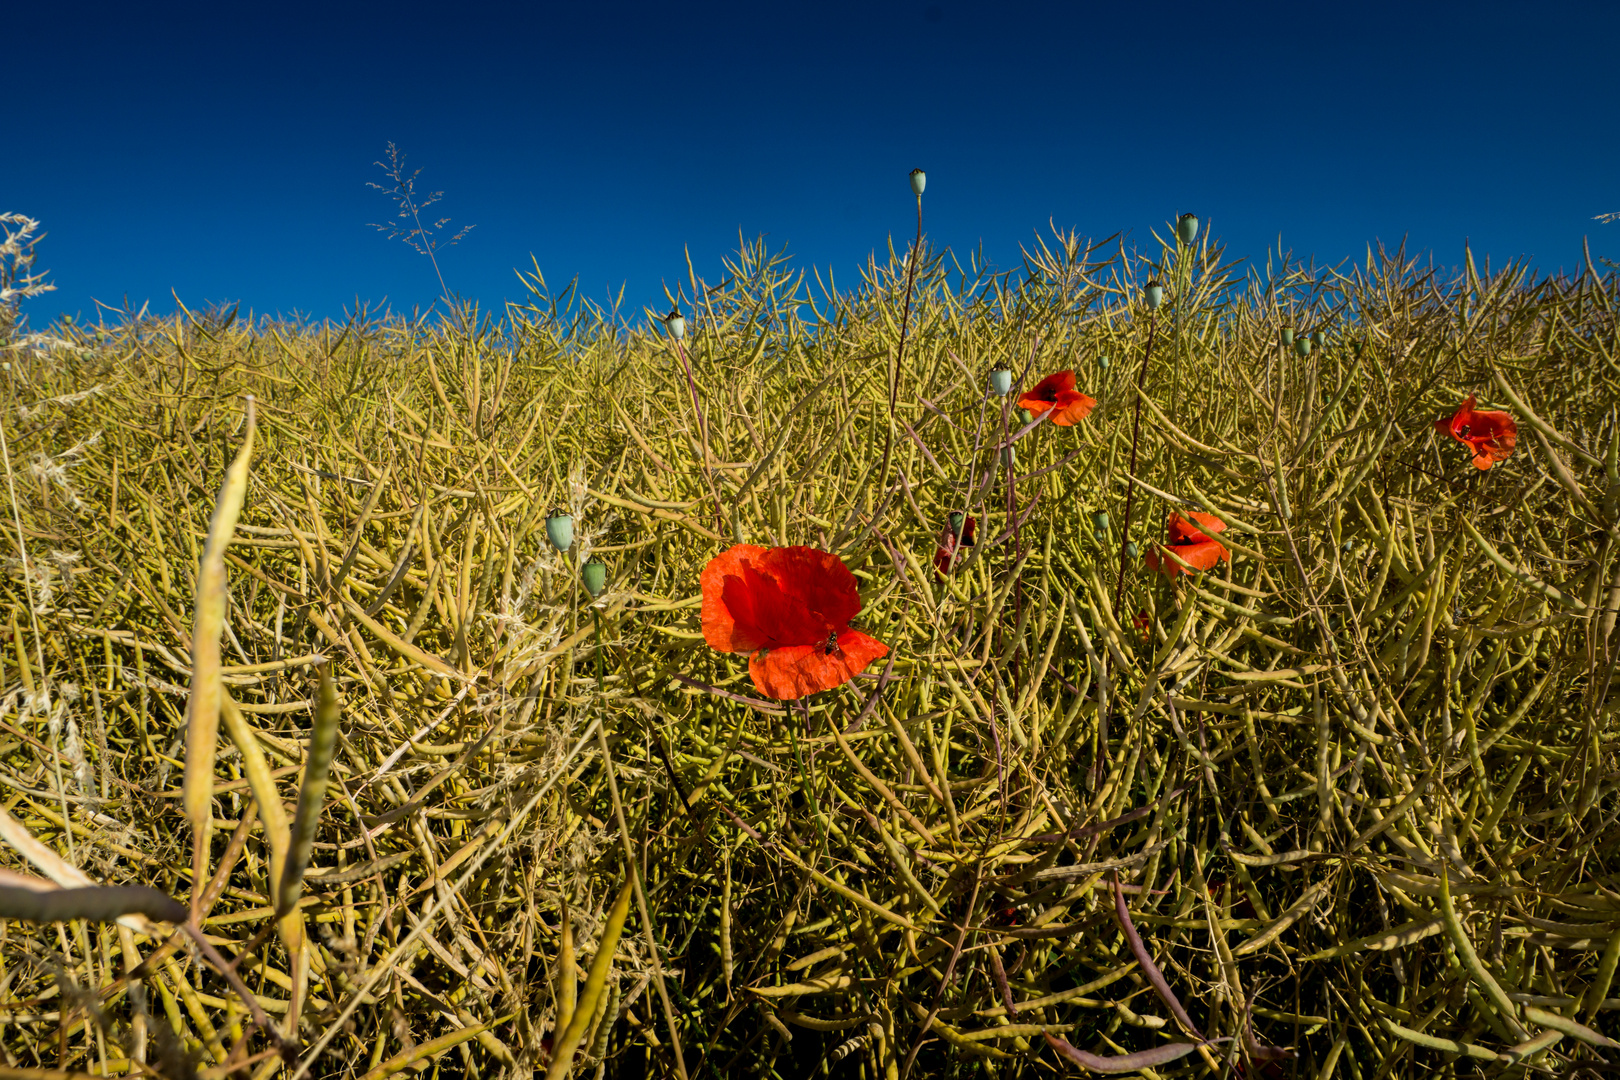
[1145,511,1229,579]
[1016,370,1097,427]
[701,544,889,700]
[1435,395,1517,470]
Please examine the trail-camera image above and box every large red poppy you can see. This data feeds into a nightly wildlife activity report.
[701,544,889,700]
[1017,370,1097,427]
[1145,511,1229,579]
[1436,396,1516,470]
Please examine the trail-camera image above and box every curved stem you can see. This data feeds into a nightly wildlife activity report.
[1113,313,1159,621]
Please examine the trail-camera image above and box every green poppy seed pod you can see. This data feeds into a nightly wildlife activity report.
[1295,337,1312,357]
[1342,540,1354,553]
[1124,541,1139,560]
[664,309,686,341]
[581,558,607,598]
[1021,408,1034,424]
[1143,281,1164,310]
[1177,213,1199,246]
[1092,511,1110,533]
[1095,528,1108,544]
[1098,355,1110,370]
[1311,330,1326,349]
[909,168,926,196]
[949,511,966,535]
[989,369,1012,396]
[1001,445,1016,469]
[1279,327,1295,347]
[545,512,574,552]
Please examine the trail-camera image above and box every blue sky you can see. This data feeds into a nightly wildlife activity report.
[13,0,1620,328]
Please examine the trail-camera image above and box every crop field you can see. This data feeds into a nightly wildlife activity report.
[0,221,1616,1080]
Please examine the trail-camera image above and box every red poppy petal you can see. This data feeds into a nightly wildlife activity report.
[1018,370,1077,413]
[1148,539,1228,578]
[701,544,772,653]
[1166,512,1227,545]
[1048,390,1097,426]
[748,631,889,700]
[754,546,862,639]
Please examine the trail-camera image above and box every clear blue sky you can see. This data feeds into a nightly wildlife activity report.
[13,0,1620,328]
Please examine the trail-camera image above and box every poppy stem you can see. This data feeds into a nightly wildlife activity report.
[672,336,726,534]
[876,194,925,506]
[1113,312,1159,622]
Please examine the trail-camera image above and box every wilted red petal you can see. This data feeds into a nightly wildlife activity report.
[1017,370,1078,415]
[748,630,889,700]
[933,544,957,578]
[1047,389,1098,426]
[1166,512,1227,545]
[1438,396,1518,470]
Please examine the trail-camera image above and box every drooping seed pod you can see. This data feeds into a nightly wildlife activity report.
[664,309,686,341]
[1280,327,1295,347]
[546,512,575,552]
[909,168,926,196]
[581,558,607,598]
[1176,213,1199,246]
[1098,355,1110,370]
[989,369,1012,396]
[1124,541,1139,560]
[1093,511,1110,533]
[1143,281,1164,310]
[1295,337,1312,357]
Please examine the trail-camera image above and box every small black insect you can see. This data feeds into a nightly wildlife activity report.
[822,630,843,656]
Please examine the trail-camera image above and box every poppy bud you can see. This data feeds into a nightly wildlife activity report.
[1177,213,1198,246]
[581,558,607,598]
[1001,446,1015,469]
[1311,330,1326,349]
[989,369,1012,396]
[1098,356,1110,370]
[1143,281,1163,310]
[545,512,574,552]
[1021,408,1034,424]
[909,168,926,196]
[664,309,686,341]
[1124,541,1139,560]
[1295,338,1312,357]
[1095,528,1108,544]
[1279,327,1295,347]
[1093,512,1109,533]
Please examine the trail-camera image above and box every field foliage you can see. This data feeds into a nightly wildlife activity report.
[0,227,1617,1079]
